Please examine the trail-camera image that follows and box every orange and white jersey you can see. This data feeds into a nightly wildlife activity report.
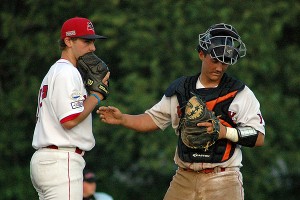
[32,59,95,151]
[145,78,265,169]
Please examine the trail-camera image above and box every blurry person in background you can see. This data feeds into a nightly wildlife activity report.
[83,169,113,200]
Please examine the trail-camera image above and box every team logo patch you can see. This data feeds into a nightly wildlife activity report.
[71,100,84,109]
[71,91,82,101]
[87,79,94,86]
[66,30,76,36]
[70,91,84,109]
[87,22,95,31]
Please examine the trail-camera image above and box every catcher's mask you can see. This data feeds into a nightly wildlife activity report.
[197,23,246,65]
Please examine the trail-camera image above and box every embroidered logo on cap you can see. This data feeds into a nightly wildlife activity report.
[87,22,95,31]
[66,30,76,36]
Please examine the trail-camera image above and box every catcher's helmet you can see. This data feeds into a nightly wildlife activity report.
[197,23,246,65]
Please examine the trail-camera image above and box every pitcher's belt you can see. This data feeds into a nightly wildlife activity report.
[46,145,84,156]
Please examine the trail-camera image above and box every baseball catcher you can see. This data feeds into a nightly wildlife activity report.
[179,93,220,152]
[77,52,109,99]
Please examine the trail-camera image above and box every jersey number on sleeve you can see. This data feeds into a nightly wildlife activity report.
[36,85,48,121]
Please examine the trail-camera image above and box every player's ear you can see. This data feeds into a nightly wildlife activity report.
[198,50,205,61]
[64,37,72,47]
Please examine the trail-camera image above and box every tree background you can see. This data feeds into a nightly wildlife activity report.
[0,0,299,199]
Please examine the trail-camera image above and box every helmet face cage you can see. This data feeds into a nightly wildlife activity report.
[198,23,246,65]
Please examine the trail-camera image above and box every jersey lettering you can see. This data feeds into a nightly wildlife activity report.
[36,85,48,121]
[257,113,263,124]
[38,85,48,108]
[71,100,84,109]
[177,105,182,117]
[228,111,236,119]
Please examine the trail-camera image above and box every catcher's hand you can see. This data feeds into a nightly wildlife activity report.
[179,94,220,151]
[97,106,123,125]
[77,52,109,99]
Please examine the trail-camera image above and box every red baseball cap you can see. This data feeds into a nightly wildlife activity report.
[60,17,107,40]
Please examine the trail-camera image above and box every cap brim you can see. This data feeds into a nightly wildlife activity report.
[78,34,107,40]
[84,178,96,183]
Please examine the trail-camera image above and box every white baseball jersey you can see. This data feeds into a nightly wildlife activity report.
[145,76,265,170]
[32,59,95,151]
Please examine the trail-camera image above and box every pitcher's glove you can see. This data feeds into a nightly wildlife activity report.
[77,52,109,99]
[179,94,220,151]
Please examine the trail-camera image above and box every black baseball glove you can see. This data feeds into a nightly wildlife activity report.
[179,94,220,151]
[77,52,109,99]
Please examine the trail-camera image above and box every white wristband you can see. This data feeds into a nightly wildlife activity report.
[225,127,239,142]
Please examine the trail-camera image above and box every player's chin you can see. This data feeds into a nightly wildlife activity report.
[209,74,222,81]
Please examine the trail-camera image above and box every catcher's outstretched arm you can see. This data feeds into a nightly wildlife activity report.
[97,106,159,132]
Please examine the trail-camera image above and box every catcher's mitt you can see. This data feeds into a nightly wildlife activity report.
[179,94,220,151]
[77,52,109,99]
